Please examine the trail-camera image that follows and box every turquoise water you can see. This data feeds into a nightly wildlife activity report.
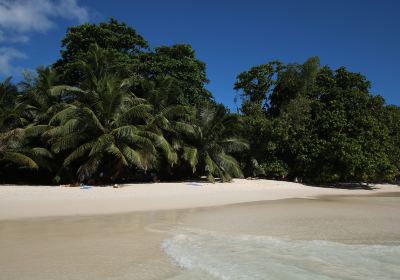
[163,228,400,280]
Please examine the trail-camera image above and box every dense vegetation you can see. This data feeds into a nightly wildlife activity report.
[235,58,400,184]
[0,19,399,185]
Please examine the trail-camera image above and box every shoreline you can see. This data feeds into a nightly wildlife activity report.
[1,179,399,220]
[1,184,399,279]
[1,194,399,279]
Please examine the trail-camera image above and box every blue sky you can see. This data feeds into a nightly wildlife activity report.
[0,0,399,109]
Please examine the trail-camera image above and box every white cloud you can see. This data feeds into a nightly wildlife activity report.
[0,0,89,32]
[0,0,89,77]
[0,47,27,76]
[0,30,29,43]
[56,0,89,24]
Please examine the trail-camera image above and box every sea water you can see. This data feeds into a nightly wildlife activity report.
[162,227,400,280]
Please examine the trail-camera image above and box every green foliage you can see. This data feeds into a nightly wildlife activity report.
[234,61,282,106]
[236,57,400,184]
[0,77,28,131]
[0,18,398,185]
[0,24,245,184]
[53,18,213,108]
[138,44,214,107]
[384,105,400,180]
[54,18,148,85]
[180,105,249,182]
[47,47,159,182]
[0,128,53,174]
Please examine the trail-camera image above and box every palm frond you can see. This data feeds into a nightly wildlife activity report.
[118,104,153,124]
[172,122,196,136]
[51,133,86,153]
[77,154,103,182]
[30,147,53,159]
[107,143,128,166]
[145,132,177,165]
[81,107,105,132]
[49,105,77,125]
[204,152,217,175]
[119,143,145,169]
[89,134,114,156]
[183,146,198,172]
[50,85,85,97]
[1,152,39,169]
[219,138,249,152]
[216,153,244,179]
[111,125,139,139]
[24,125,49,137]
[63,141,96,166]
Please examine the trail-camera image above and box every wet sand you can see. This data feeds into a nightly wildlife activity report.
[1,193,399,280]
[0,211,182,280]
[179,193,400,244]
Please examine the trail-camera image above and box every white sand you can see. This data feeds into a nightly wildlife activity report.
[0,179,399,220]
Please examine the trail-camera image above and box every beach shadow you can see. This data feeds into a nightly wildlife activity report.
[186,182,204,187]
[302,182,379,190]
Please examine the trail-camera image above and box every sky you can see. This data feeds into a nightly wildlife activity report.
[0,0,399,110]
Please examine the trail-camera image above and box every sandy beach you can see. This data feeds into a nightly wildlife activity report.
[1,180,400,279]
[0,179,399,220]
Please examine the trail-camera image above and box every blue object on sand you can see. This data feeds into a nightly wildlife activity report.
[80,183,92,189]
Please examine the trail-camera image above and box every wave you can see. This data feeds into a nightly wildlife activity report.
[162,228,400,280]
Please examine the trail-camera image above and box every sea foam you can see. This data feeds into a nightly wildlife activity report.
[162,228,400,280]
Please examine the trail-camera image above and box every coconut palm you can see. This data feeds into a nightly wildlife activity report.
[45,74,158,182]
[182,105,249,182]
[139,77,196,170]
[0,77,28,132]
[0,128,53,170]
[0,77,54,178]
[18,67,65,126]
[35,45,159,182]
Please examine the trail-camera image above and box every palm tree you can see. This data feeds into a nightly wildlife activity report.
[43,47,152,182]
[18,67,64,126]
[139,77,196,172]
[0,78,54,178]
[45,74,158,183]
[182,105,249,182]
[0,77,28,132]
[0,128,53,171]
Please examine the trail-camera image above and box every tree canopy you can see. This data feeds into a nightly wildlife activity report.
[235,57,400,184]
[0,19,398,185]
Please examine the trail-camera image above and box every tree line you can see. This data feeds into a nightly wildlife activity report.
[0,19,399,185]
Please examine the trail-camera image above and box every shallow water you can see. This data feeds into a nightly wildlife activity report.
[1,194,399,280]
[163,227,400,280]
[161,195,400,280]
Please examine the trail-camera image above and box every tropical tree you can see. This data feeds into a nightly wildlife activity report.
[235,57,399,184]
[137,77,196,176]
[181,105,249,182]
[54,18,148,85]
[138,44,214,107]
[44,46,159,183]
[46,75,158,183]
[0,128,53,176]
[18,67,65,126]
[384,105,400,180]
[0,77,27,132]
[0,78,54,183]
[1,18,399,185]
[234,61,282,107]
